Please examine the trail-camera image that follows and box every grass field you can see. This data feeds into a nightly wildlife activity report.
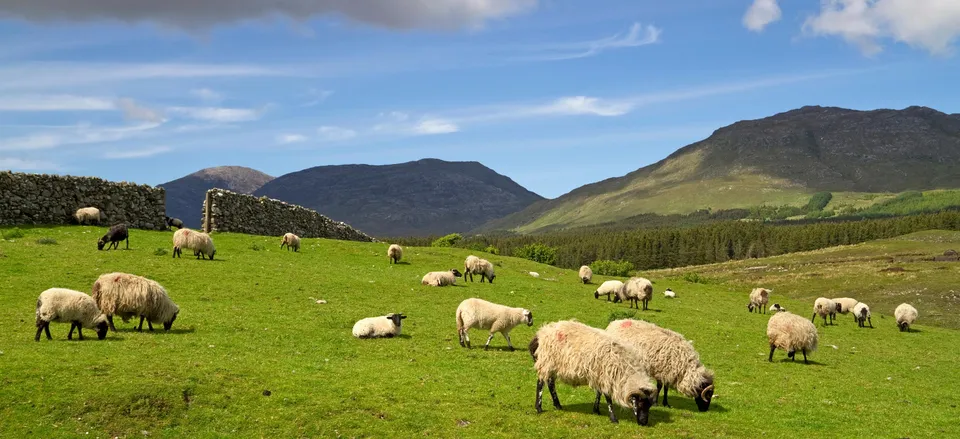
[2,226,959,438]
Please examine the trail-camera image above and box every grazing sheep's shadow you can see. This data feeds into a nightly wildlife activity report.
[773,359,827,367]
[662,399,730,414]
[562,402,675,425]
[904,328,923,333]
[467,345,522,352]
[392,261,411,266]
[162,328,197,335]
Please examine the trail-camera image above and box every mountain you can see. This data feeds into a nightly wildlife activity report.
[254,159,543,237]
[478,105,960,234]
[160,166,274,228]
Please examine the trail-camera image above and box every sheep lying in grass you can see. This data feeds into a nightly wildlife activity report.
[74,207,103,225]
[833,297,859,321]
[421,269,462,287]
[663,288,675,298]
[606,319,715,411]
[456,298,533,351]
[767,311,818,364]
[529,320,657,425]
[387,244,402,264]
[352,313,406,338]
[35,288,108,341]
[280,233,301,252]
[98,223,129,250]
[617,277,653,310]
[853,302,872,328]
[579,265,593,284]
[464,255,496,283]
[172,228,216,260]
[165,216,184,230]
[91,272,180,332]
[594,280,625,301]
[747,288,771,314]
[895,303,918,332]
[769,303,787,313]
[811,297,838,326]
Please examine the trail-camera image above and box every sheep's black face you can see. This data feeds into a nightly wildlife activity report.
[835,303,843,313]
[594,291,600,299]
[488,274,496,283]
[387,313,407,327]
[164,313,178,331]
[95,321,109,340]
[630,394,654,426]
[524,310,533,326]
[695,384,715,412]
[97,239,106,250]
[612,295,622,303]
[209,250,216,260]
[451,269,462,277]
[747,304,753,312]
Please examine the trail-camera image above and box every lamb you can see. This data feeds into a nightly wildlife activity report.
[769,303,787,313]
[616,277,653,310]
[464,255,496,283]
[387,244,403,264]
[579,265,593,284]
[747,288,771,314]
[456,298,533,351]
[606,319,715,411]
[895,303,918,332]
[528,320,657,425]
[74,207,102,225]
[165,216,184,230]
[97,223,129,250]
[172,228,216,260]
[352,313,406,338]
[663,288,676,298]
[594,280,625,301]
[35,288,109,341]
[853,302,873,328]
[833,297,860,321]
[91,272,180,332]
[421,269,462,287]
[280,233,301,252]
[811,297,838,326]
[766,311,818,364]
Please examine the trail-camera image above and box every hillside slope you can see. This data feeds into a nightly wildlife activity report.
[479,106,960,233]
[160,166,274,228]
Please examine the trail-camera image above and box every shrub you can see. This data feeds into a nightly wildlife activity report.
[513,243,557,266]
[591,259,635,277]
[804,192,833,212]
[153,248,168,256]
[250,243,265,252]
[607,310,637,323]
[431,233,463,248]
[682,272,711,284]
[484,245,500,255]
[36,238,57,245]
[1,228,25,240]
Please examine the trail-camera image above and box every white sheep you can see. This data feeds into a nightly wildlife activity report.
[811,297,838,326]
[663,288,675,298]
[387,244,403,264]
[352,313,406,338]
[456,298,533,351]
[464,255,496,283]
[833,297,859,321]
[767,311,818,364]
[73,207,103,225]
[172,228,216,260]
[280,233,301,252]
[769,303,787,313]
[594,280,625,301]
[579,265,593,284]
[747,288,771,314]
[91,272,180,332]
[606,319,715,411]
[35,288,109,341]
[617,277,653,310]
[421,269,462,287]
[894,303,918,332]
[529,319,658,425]
[853,302,872,328]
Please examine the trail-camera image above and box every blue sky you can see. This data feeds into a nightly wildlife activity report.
[1,0,959,198]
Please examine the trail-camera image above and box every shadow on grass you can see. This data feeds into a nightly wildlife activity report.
[111,327,197,335]
[562,402,675,425]
[391,261,412,266]
[772,358,827,366]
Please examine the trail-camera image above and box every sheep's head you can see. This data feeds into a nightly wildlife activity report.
[95,318,109,340]
[747,303,754,312]
[164,312,178,331]
[97,237,107,250]
[488,274,496,283]
[209,250,216,260]
[387,313,407,327]
[523,310,533,326]
[450,269,462,277]
[623,375,656,426]
[594,290,601,299]
[834,302,843,313]
[694,375,715,412]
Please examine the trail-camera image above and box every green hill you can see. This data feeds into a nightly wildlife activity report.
[1,226,958,437]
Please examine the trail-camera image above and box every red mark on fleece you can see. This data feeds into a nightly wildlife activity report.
[114,276,122,282]
[621,320,632,328]
[556,331,566,342]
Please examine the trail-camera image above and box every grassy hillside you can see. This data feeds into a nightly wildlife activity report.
[1,226,959,438]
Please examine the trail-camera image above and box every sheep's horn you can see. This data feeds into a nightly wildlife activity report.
[701,385,715,399]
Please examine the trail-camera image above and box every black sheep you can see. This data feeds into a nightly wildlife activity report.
[165,216,184,230]
[98,224,129,250]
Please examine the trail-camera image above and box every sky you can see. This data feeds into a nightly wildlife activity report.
[1,0,959,199]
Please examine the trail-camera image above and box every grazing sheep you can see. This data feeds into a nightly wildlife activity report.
[833,297,859,321]
[769,303,787,313]
[853,302,873,328]
[280,233,301,252]
[766,311,818,364]
[464,255,496,283]
[165,216,184,230]
[579,266,593,284]
[98,223,129,250]
[387,244,403,264]
[811,297,838,326]
[91,272,180,332]
[456,298,533,351]
[748,288,771,314]
[35,288,108,341]
[663,288,676,298]
[74,207,102,225]
[606,319,715,411]
[529,320,657,425]
[172,228,216,260]
[617,277,653,310]
[352,313,406,338]
[421,269,462,287]
[594,280,625,301]
[895,303,918,332]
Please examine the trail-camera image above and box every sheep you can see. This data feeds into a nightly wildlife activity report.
[747,288,771,314]
[853,302,873,328]
[91,272,180,332]
[456,298,533,351]
[74,207,102,225]
[165,216,184,230]
[352,313,406,338]
[35,288,108,341]
[663,288,676,298]
[895,303,918,332]
[833,297,860,321]
[528,319,657,425]
[280,233,301,252]
[594,280,625,301]
[606,319,715,411]
[387,244,403,264]
[579,265,593,284]
[97,223,129,250]
[421,269,462,287]
[172,228,216,260]
[811,297,838,326]
[616,277,653,310]
[766,311,818,364]
[769,303,787,313]
[464,255,496,283]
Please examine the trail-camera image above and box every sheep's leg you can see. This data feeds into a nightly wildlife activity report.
[464,330,471,348]
[76,325,84,340]
[802,348,808,364]
[535,379,544,413]
[504,333,514,351]
[484,333,495,350]
[35,321,48,342]
[147,320,154,331]
[137,316,145,331]
[547,378,562,409]
[457,329,465,347]
[655,381,662,406]
[662,385,670,407]
[44,323,52,340]
[68,322,76,340]
[605,394,618,423]
[768,344,776,362]
[125,237,129,249]
[593,391,602,414]
[811,313,817,323]
[107,315,116,331]
[868,317,872,328]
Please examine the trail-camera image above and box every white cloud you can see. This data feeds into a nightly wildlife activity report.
[191,88,222,103]
[743,0,783,32]
[0,157,60,171]
[116,98,166,123]
[536,96,633,117]
[317,126,357,141]
[0,122,163,152]
[103,146,172,159]
[277,133,308,144]
[804,0,960,55]
[519,22,661,61]
[301,89,333,107]
[0,95,114,111]
[168,106,263,122]
[413,118,460,135]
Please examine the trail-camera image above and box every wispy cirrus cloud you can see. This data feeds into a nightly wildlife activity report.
[167,106,264,123]
[103,145,172,159]
[317,126,357,141]
[277,133,308,144]
[0,122,163,152]
[190,88,222,103]
[301,89,334,107]
[0,95,115,111]
[516,22,661,61]
[413,118,459,134]
[0,157,61,171]
[116,98,166,123]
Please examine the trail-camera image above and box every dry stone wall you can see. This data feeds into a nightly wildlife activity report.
[202,188,375,242]
[0,171,166,230]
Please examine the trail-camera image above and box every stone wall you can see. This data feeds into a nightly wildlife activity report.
[0,171,166,230]
[202,188,375,242]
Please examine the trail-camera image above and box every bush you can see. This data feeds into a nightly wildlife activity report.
[431,233,463,248]
[250,243,265,252]
[1,228,25,239]
[607,310,637,323]
[804,192,833,212]
[154,248,169,256]
[484,245,500,255]
[682,272,711,284]
[591,259,635,277]
[36,238,57,245]
[513,243,557,266]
